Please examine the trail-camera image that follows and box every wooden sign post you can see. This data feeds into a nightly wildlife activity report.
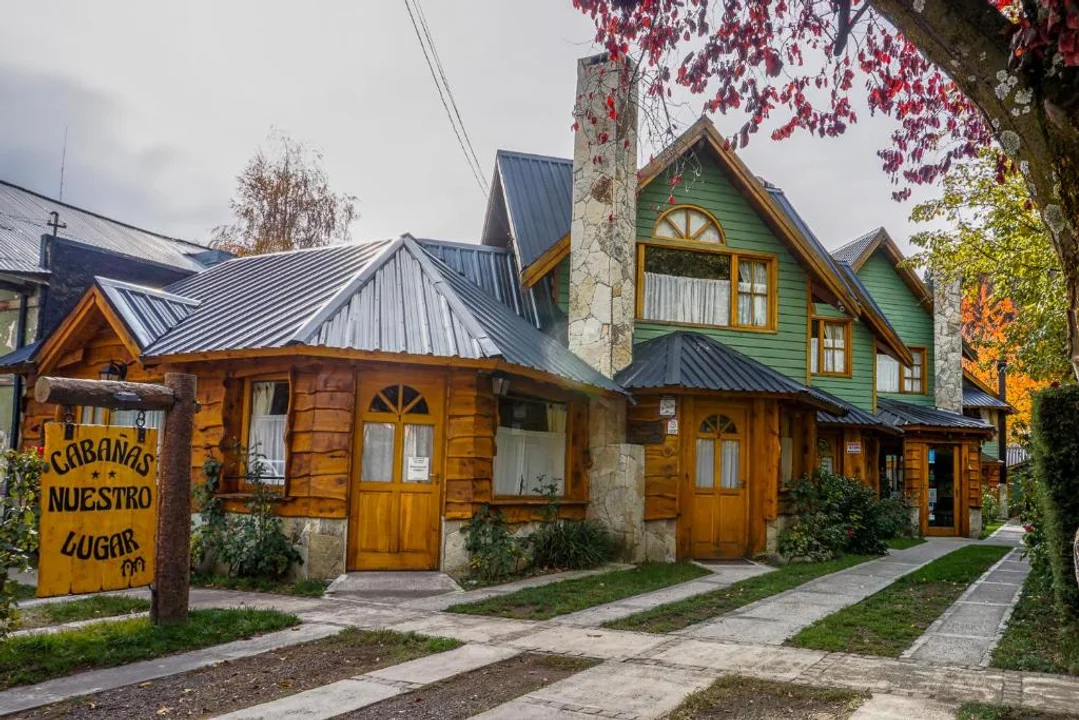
[35,373,197,624]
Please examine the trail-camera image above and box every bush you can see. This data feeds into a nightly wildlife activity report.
[1015,467,1051,583]
[981,484,1002,524]
[779,470,895,561]
[0,449,48,637]
[530,520,614,570]
[875,494,916,539]
[1029,384,1079,619]
[461,505,528,582]
[191,456,228,573]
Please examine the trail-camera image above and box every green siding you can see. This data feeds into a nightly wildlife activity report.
[856,251,935,407]
[981,410,1000,458]
[634,156,809,382]
[556,257,569,313]
[808,303,876,412]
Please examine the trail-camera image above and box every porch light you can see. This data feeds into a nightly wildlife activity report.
[491,371,511,398]
[99,360,127,382]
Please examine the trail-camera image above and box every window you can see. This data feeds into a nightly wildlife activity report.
[493,397,568,496]
[780,415,794,483]
[876,348,927,394]
[810,319,850,376]
[640,206,774,330]
[80,407,164,429]
[877,354,900,393]
[246,380,289,483]
[695,414,741,490]
[903,348,926,394]
[360,384,435,484]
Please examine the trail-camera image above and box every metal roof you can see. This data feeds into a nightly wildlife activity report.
[487,150,572,269]
[615,331,844,413]
[814,389,901,434]
[876,397,993,431]
[0,180,214,274]
[1006,445,1030,468]
[414,237,539,327]
[0,339,40,370]
[963,380,1012,411]
[832,228,883,266]
[95,277,200,350]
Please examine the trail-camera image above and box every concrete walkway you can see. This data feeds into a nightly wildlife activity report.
[678,537,973,644]
[904,523,1030,666]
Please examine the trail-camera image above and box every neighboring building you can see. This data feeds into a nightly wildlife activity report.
[0,181,225,447]
[13,54,1009,578]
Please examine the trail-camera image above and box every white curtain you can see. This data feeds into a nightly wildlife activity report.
[111,409,164,429]
[546,404,568,434]
[81,407,105,425]
[780,437,794,483]
[403,424,434,484]
[810,338,819,374]
[361,422,395,482]
[493,427,565,495]
[823,322,845,373]
[248,382,287,482]
[877,354,900,392]
[721,440,740,489]
[738,261,768,326]
[643,272,730,326]
[695,439,714,488]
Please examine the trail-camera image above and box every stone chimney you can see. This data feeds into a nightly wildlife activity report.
[933,276,964,413]
[568,54,638,378]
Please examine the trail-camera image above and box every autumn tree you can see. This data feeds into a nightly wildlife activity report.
[572,0,1079,380]
[213,133,357,256]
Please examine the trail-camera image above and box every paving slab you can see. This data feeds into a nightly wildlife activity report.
[214,677,400,720]
[366,643,520,685]
[1019,674,1079,714]
[386,612,537,643]
[645,638,827,681]
[400,566,624,611]
[507,626,668,659]
[689,616,794,644]
[326,571,461,600]
[849,693,957,720]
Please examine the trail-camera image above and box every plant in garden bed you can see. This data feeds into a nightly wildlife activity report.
[529,480,614,571]
[189,574,328,597]
[461,504,530,583]
[0,449,49,638]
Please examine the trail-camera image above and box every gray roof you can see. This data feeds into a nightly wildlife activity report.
[963,380,1012,411]
[832,228,883,266]
[0,339,40,370]
[615,331,844,413]
[876,397,993,431]
[1006,445,1030,468]
[485,150,572,269]
[0,180,213,274]
[815,390,901,434]
[414,237,538,327]
[95,277,200,350]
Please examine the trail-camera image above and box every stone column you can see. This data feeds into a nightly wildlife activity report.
[933,276,964,413]
[568,54,638,378]
[586,396,645,562]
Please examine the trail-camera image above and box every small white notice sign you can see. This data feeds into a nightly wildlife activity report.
[846,442,862,455]
[666,418,679,435]
[406,456,431,481]
[659,395,677,417]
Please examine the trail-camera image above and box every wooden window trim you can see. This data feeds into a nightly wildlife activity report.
[492,393,576,502]
[810,318,853,378]
[635,239,779,333]
[238,374,291,494]
[902,346,928,395]
[652,204,727,244]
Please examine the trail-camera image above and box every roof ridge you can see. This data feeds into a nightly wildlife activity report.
[94,276,201,306]
[495,149,572,164]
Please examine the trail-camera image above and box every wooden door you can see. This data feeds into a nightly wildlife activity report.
[691,406,749,558]
[348,378,443,570]
[924,444,960,537]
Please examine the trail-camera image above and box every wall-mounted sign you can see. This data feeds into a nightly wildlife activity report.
[846,442,862,455]
[38,423,158,598]
[666,418,679,436]
[406,456,431,482]
[659,395,677,417]
[627,421,665,445]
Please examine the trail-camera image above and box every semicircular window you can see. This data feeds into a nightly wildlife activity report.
[653,206,724,244]
[369,384,429,415]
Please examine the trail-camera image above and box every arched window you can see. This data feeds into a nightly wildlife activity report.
[368,384,429,416]
[653,206,724,244]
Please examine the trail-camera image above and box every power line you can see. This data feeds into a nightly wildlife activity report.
[403,0,488,196]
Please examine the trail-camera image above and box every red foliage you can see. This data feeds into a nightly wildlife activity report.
[571,0,1079,197]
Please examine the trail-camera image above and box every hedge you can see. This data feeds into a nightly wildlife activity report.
[1030,384,1079,620]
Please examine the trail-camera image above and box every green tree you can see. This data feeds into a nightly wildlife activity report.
[910,151,1070,382]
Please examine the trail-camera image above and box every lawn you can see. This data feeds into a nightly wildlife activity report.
[992,573,1079,675]
[15,595,150,631]
[980,520,1006,539]
[790,544,1011,656]
[959,702,1072,719]
[7,581,36,601]
[669,676,866,720]
[190,573,329,597]
[0,607,298,689]
[887,536,926,550]
[604,554,875,634]
[446,562,709,620]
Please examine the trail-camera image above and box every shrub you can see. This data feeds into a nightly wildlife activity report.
[778,470,892,561]
[1015,467,1051,583]
[530,520,614,569]
[0,449,48,637]
[461,505,528,581]
[981,484,1002,524]
[191,456,228,573]
[1029,384,1079,619]
[875,494,916,539]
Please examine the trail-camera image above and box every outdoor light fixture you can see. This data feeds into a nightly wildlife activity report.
[491,371,511,397]
[99,360,127,382]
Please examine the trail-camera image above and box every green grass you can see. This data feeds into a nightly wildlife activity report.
[190,573,329,597]
[6,582,36,601]
[447,563,709,620]
[790,544,1012,656]
[992,573,1079,675]
[16,595,151,630]
[605,554,876,633]
[980,520,1006,539]
[0,607,299,689]
[670,676,866,719]
[959,702,1072,719]
[887,536,927,550]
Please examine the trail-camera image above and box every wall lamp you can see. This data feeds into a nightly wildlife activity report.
[99,360,128,382]
[491,370,511,398]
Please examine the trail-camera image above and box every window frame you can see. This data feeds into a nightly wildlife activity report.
[809,318,852,378]
[492,394,572,501]
[239,374,291,490]
[652,204,727,244]
[635,239,778,333]
[875,347,928,395]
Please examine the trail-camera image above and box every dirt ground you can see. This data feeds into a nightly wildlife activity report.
[12,628,453,720]
[342,653,599,719]
[669,676,867,720]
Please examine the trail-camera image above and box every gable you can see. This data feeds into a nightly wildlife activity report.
[34,288,143,378]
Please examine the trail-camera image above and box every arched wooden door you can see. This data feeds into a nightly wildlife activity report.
[691,406,749,558]
[348,379,443,570]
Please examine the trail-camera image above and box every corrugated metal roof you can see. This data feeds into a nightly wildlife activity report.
[832,228,883,266]
[963,380,1011,411]
[814,389,901,433]
[414,237,539,327]
[1007,445,1030,468]
[876,397,993,431]
[0,180,213,274]
[491,150,572,269]
[615,331,844,412]
[0,339,40,369]
[95,277,200,350]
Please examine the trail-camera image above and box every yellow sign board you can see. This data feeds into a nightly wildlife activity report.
[38,423,158,597]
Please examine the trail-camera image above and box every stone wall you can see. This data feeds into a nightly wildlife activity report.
[568,54,638,378]
[586,396,646,561]
[933,277,964,413]
[280,516,347,580]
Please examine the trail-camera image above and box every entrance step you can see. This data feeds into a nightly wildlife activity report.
[327,571,461,601]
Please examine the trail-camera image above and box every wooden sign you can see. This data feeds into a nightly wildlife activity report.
[38,423,158,597]
[627,420,665,445]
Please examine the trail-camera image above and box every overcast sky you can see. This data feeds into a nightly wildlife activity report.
[0,1,942,255]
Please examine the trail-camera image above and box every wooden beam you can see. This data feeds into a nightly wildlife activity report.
[34,376,176,411]
[520,234,569,289]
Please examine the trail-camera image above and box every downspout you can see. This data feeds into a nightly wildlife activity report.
[997,360,1008,488]
[8,291,28,450]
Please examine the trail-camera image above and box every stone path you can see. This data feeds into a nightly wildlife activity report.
[678,538,972,645]
[905,524,1030,666]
